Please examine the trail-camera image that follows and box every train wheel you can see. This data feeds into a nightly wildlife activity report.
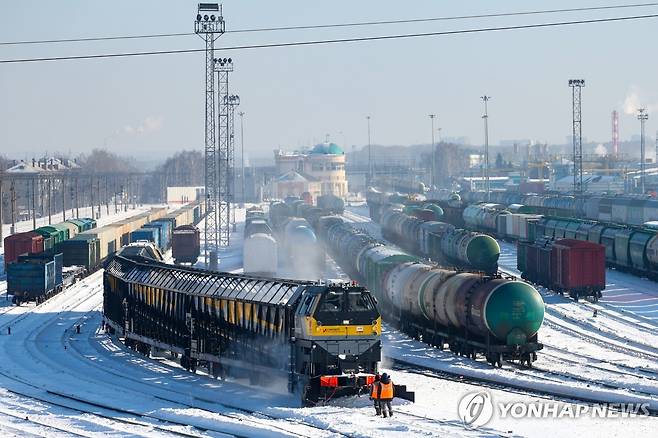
[470,351,477,360]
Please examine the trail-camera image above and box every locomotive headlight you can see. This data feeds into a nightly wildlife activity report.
[343,320,350,325]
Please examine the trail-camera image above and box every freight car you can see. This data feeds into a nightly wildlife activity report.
[172,225,201,264]
[316,194,345,215]
[243,207,278,276]
[319,218,545,367]
[116,241,165,262]
[279,217,325,280]
[243,233,278,276]
[4,202,204,306]
[379,208,500,273]
[7,252,63,304]
[531,216,658,279]
[460,203,543,242]
[518,238,605,301]
[103,254,383,404]
[460,191,658,227]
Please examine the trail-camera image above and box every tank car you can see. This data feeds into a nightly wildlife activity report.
[317,194,345,215]
[281,219,325,280]
[243,233,278,276]
[380,209,500,273]
[322,218,544,367]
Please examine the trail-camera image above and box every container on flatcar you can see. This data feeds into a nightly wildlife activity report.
[131,228,160,247]
[59,237,101,269]
[4,231,44,267]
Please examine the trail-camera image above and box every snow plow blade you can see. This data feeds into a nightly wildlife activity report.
[394,384,415,403]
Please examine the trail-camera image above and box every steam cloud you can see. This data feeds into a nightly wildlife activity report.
[124,115,164,134]
[594,144,607,156]
[622,87,658,115]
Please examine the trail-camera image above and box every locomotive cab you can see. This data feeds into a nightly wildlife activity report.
[293,285,381,403]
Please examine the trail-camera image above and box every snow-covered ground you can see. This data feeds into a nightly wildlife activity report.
[1,203,657,437]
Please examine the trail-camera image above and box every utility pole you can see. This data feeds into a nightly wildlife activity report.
[32,177,37,230]
[105,176,109,216]
[61,176,66,221]
[47,176,52,225]
[638,108,649,194]
[429,114,436,189]
[367,115,372,188]
[195,3,225,268]
[239,111,245,206]
[75,177,80,219]
[481,96,491,200]
[98,178,103,216]
[0,177,3,246]
[569,79,585,195]
[90,176,95,219]
[10,180,15,234]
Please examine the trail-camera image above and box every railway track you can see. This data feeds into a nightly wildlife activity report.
[66,310,348,438]
[0,409,93,438]
[543,316,658,363]
[392,358,658,415]
[541,344,658,378]
[1,273,343,438]
[0,379,228,438]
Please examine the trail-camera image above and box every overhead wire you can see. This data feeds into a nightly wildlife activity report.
[1,2,657,46]
[1,12,658,64]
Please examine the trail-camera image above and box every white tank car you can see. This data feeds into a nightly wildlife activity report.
[243,233,278,276]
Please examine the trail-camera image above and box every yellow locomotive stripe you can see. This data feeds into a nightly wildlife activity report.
[307,317,381,337]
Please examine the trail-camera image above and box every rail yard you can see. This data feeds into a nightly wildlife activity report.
[3,1,658,437]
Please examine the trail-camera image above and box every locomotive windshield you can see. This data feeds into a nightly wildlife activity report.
[314,288,378,325]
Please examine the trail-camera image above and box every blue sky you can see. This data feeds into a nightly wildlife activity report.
[1,0,657,161]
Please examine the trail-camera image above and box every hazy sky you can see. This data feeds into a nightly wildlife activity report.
[1,0,657,161]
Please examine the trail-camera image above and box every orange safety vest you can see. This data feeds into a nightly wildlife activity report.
[370,383,379,399]
[378,381,394,400]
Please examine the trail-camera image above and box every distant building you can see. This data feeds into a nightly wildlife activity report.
[272,142,348,200]
[166,186,204,204]
[551,175,625,194]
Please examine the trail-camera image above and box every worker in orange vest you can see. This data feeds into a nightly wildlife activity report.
[369,373,381,415]
[375,373,394,418]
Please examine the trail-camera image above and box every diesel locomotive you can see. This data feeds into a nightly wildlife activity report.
[103,254,382,404]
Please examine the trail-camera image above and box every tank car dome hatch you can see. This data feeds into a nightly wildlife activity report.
[449,193,461,201]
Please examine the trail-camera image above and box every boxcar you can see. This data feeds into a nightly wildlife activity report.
[171,225,201,264]
[4,231,44,267]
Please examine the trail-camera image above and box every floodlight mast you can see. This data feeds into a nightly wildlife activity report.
[195,3,225,269]
[569,79,585,196]
[214,58,234,246]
